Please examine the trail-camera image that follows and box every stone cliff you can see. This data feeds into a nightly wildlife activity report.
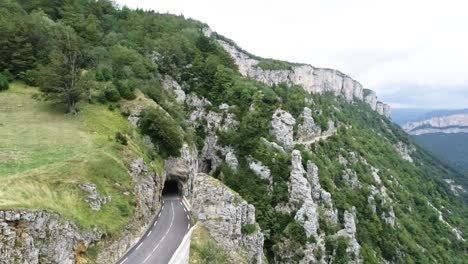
[202,28,391,118]
[191,173,265,263]
[403,113,468,135]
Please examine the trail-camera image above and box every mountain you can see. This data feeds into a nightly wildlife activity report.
[1,1,467,264]
[391,108,435,126]
[398,109,468,174]
[403,111,468,135]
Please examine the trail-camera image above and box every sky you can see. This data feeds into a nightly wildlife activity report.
[116,0,468,109]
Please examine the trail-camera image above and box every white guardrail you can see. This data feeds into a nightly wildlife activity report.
[168,224,196,264]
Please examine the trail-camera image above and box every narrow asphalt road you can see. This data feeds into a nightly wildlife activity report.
[117,194,191,264]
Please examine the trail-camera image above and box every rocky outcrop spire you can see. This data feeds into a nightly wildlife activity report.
[270,109,296,151]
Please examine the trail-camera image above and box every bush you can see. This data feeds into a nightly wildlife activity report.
[19,70,40,86]
[139,107,184,158]
[284,221,307,245]
[104,85,121,102]
[115,80,136,100]
[116,202,131,217]
[241,224,257,235]
[0,73,9,91]
[115,131,128,145]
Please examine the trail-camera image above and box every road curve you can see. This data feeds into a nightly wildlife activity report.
[117,194,191,264]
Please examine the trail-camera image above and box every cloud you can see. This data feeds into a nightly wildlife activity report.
[116,0,468,109]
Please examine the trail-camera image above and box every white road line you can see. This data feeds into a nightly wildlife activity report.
[147,230,152,237]
[153,220,158,227]
[186,214,189,220]
[142,253,152,263]
[120,257,128,264]
[162,205,164,210]
[136,243,143,250]
[187,224,190,230]
[179,201,183,206]
[183,207,187,213]
[150,201,175,254]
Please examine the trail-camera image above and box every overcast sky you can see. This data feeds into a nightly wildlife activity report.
[117,0,468,109]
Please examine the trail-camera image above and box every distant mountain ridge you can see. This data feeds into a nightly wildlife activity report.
[403,112,468,135]
[403,113,468,135]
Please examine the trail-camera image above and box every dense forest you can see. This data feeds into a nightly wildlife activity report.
[1,0,467,263]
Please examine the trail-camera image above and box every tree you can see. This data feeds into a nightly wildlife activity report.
[139,107,184,158]
[38,25,82,114]
[0,73,9,91]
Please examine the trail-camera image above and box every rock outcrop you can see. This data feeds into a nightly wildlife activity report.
[248,158,272,184]
[78,183,111,211]
[336,210,362,264]
[161,75,186,103]
[297,107,322,143]
[270,109,296,151]
[210,33,391,118]
[395,141,414,163]
[191,173,265,263]
[0,210,99,264]
[288,151,320,238]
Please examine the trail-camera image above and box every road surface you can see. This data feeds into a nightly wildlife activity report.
[117,194,191,264]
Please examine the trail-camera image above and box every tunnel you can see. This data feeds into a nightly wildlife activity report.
[162,179,180,196]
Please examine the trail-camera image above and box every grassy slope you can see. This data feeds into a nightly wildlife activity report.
[0,83,143,234]
[190,224,229,263]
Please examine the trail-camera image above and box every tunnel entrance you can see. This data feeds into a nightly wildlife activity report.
[162,180,180,196]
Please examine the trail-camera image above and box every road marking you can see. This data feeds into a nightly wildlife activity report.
[153,220,158,227]
[162,205,164,210]
[179,201,183,207]
[136,243,143,250]
[147,230,152,237]
[187,223,190,230]
[120,257,128,264]
[186,214,189,220]
[183,207,187,213]
[142,253,153,263]
[150,201,175,254]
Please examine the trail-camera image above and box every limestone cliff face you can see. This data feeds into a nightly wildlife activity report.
[204,29,391,118]
[0,210,100,264]
[0,156,163,264]
[191,173,265,263]
[403,113,468,135]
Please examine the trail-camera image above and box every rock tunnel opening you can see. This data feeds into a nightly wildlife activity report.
[162,180,180,196]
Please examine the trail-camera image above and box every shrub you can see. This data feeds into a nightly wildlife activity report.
[19,70,40,86]
[114,80,136,100]
[139,107,183,158]
[241,224,257,235]
[116,202,130,217]
[0,73,9,91]
[115,131,128,145]
[104,85,121,102]
[284,221,307,245]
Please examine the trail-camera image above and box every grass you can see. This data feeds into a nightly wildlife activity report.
[0,83,148,234]
[190,225,229,264]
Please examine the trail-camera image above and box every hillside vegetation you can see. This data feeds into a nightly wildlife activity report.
[0,0,467,263]
[0,82,144,233]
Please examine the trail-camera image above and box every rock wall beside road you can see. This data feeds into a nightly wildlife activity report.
[191,173,265,263]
